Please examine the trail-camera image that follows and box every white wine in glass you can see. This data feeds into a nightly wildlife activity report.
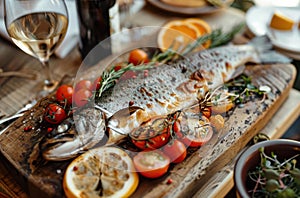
[4,0,68,92]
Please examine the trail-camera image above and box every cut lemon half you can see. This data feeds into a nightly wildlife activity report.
[158,18,212,53]
[63,147,139,198]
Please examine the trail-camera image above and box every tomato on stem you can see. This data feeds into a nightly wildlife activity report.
[128,49,149,65]
[129,116,171,150]
[174,116,213,148]
[44,103,67,124]
[133,150,170,179]
[114,65,122,71]
[163,139,187,164]
[56,84,74,105]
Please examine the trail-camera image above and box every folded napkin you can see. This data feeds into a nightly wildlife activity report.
[0,0,79,59]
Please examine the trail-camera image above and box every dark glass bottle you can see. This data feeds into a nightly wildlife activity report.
[76,0,117,64]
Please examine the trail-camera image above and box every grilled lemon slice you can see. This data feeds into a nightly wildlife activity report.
[63,147,139,198]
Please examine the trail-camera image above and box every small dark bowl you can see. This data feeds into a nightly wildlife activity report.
[234,139,300,198]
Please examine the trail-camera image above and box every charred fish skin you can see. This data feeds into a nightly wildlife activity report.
[40,108,106,161]
[96,45,258,117]
[180,45,258,81]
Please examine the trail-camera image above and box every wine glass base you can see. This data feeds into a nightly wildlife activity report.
[36,80,59,98]
[44,80,59,92]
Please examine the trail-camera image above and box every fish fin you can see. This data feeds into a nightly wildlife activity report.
[258,51,292,64]
[248,35,273,53]
[248,35,292,64]
[231,64,245,79]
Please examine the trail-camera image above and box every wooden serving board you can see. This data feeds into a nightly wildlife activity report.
[0,64,296,197]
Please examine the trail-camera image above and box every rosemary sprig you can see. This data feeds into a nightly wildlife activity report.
[181,31,217,56]
[183,23,245,55]
[209,23,245,48]
[151,48,178,64]
[94,63,155,99]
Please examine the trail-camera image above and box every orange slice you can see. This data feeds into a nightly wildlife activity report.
[158,19,200,52]
[158,18,211,53]
[184,18,212,48]
[63,147,139,198]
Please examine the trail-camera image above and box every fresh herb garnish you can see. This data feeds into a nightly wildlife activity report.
[94,23,245,100]
[248,147,300,197]
[209,23,245,48]
[94,63,155,98]
[183,23,245,55]
[197,74,270,111]
[224,74,268,105]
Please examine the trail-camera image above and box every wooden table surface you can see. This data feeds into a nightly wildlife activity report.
[0,4,300,198]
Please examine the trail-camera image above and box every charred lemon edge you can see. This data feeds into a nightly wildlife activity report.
[63,147,139,198]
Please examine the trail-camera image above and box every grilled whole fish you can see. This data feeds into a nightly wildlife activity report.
[40,42,290,159]
[98,45,261,139]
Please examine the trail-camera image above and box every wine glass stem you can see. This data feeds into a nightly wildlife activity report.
[41,60,57,91]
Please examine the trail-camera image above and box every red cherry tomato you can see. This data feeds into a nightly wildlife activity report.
[133,150,170,179]
[129,116,171,150]
[163,139,187,164]
[119,70,137,81]
[114,65,123,72]
[73,88,93,107]
[75,79,92,91]
[175,116,213,148]
[44,103,67,124]
[128,49,149,65]
[56,84,74,105]
[91,77,102,92]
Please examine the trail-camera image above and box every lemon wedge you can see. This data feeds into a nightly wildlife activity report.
[270,12,294,30]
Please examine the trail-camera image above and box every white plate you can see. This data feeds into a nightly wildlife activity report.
[246,6,300,53]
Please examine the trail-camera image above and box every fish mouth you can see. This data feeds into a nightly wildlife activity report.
[39,105,146,161]
[40,107,107,161]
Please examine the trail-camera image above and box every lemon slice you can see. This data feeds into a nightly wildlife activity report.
[270,12,294,30]
[63,147,139,198]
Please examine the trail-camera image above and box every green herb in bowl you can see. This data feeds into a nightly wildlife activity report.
[248,147,300,197]
[234,139,300,198]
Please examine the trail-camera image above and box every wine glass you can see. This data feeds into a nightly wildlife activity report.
[4,0,69,93]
